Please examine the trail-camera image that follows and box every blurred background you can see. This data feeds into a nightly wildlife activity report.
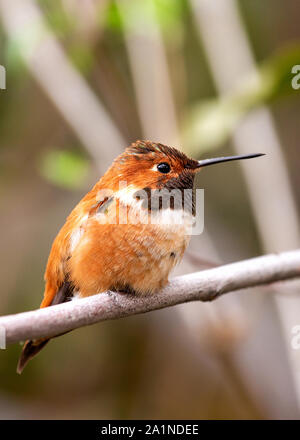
[0,0,300,419]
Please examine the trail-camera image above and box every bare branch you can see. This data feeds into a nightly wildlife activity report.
[1,250,300,345]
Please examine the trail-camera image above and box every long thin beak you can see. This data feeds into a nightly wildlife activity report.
[196,153,265,168]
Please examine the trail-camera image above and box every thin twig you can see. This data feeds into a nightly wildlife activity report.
[0,250,299,345]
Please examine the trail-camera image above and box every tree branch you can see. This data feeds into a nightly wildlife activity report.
[1,250,300,345]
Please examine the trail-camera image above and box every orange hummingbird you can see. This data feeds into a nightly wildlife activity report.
[17,140,264,373]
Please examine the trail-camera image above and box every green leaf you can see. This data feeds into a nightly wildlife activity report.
[105,1,123,31]
[154,0,186,38]
[39,150,90,190]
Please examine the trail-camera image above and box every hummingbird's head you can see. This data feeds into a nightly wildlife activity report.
[112,140,200,191]
[107,140,264,192]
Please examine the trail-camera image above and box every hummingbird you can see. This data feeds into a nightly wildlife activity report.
[17,140,264,373]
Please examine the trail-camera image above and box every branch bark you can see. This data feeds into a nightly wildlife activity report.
[0,250,300,345]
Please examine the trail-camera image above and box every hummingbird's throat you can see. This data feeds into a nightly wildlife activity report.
[133,187,195,215]
[110,182,195,214]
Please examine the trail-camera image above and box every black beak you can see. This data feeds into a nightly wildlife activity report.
[196,153,265,168]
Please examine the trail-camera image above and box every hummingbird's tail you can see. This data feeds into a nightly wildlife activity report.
[16,281,74,374]
[17,338,50,374]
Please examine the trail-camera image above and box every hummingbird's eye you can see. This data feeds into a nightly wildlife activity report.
[157,162,171,174]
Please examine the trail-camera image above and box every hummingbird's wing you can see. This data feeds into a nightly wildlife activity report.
[40,184,110,308]
[17,185,109,373]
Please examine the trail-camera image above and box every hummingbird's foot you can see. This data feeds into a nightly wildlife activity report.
[109,285,137,296]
